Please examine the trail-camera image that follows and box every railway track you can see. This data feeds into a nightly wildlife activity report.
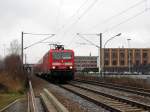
[74,79,150,97]
[28,80,69,112]
[60,83,150,112]
[40,88,69,112]
[28,81,39,112]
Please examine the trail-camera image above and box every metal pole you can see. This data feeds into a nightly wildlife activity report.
[103,46,105,77]
[25,54,27,64]
[103,33,121,76]
[99,33,102,77]
[127,39,131,73]
[21,32,24,65]
[3,44,6,57]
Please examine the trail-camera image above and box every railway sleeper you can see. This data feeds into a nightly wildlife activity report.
[63,85,149,112]
[40,93,57,112]
[69,83,150,110]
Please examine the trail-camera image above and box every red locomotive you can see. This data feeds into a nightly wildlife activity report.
[35,45,75,81]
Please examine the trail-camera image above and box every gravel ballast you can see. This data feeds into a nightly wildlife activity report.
[31,76,109,112]
[72,81,150,105]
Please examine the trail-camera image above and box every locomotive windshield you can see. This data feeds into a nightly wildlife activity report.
[52,52,72,60]
[62,52,72,59]
[52,52,62,59]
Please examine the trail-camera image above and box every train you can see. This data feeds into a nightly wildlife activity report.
[34,45,75,82]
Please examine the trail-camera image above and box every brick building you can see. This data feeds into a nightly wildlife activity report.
[102,48,150,74]
[75,56,97,72]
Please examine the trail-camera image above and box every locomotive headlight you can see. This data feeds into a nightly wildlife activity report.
[69,66,73,69]
[52,66,55,69]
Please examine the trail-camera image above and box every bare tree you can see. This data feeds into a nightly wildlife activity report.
[5,39,26,80]
[8,40,21,55]
[0,57,4,72]
[0,40,27,92]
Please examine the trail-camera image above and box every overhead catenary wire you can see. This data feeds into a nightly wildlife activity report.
[144,0,149,11]
[62,0,145,45]
[61,0,99,35]
[76,42,96,46]
[60,0,102,45]
[77,33,99,48]
[85,0,146,32]
[67,33,98,47]
[77,9,148,48]
[55,0,64,32]
[54,0,93,46]
[24,34,55,49]
[23,33,52,36]
[75,9,149,48]
[56,0,90,33]
[103,9,149,34]
[67,34,77,47]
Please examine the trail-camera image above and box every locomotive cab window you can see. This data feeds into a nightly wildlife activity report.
[52,52,62,59]
[52,52,72,60]
[62,52,72,59]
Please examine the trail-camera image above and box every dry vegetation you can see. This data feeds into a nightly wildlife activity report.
[0,54,26,93]
[0,40,26,109]
[0,54,26,109]
[0,72,24,93]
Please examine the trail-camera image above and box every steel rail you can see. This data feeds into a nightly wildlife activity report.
[40,88,69,112]
[75,77,150,92]
[60,85,122,112]
[28,81,38,112]
[69,83,150,110]
[94,80,150,92]
[60,83,150,112]
[74,79,150,97]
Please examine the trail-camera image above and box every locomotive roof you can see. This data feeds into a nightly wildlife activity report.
[43,49,74,57]
[50,49,74,52]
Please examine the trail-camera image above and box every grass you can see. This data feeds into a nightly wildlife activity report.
[0,72,25,110]
[0,93,24,110]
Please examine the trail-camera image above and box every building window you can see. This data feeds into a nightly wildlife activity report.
[136,60,140,65]
[120,52,125,60]
[143,53,148,58]
[143,60,147,65]
[128,51,132,59]
[120,61,124,65]
[104,53,109,59]
[112,53,117,58]
[104,60,109,65]
[135,53,140,60]
[120,53,124,57]
[135,49,140,59]
[135,53,140,56]
[112,60,117,65]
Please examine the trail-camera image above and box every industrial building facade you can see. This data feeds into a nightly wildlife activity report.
[75,56,97,72]
[102,48,150,74]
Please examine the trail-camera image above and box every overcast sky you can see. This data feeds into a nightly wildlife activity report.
[0,0,150,63]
